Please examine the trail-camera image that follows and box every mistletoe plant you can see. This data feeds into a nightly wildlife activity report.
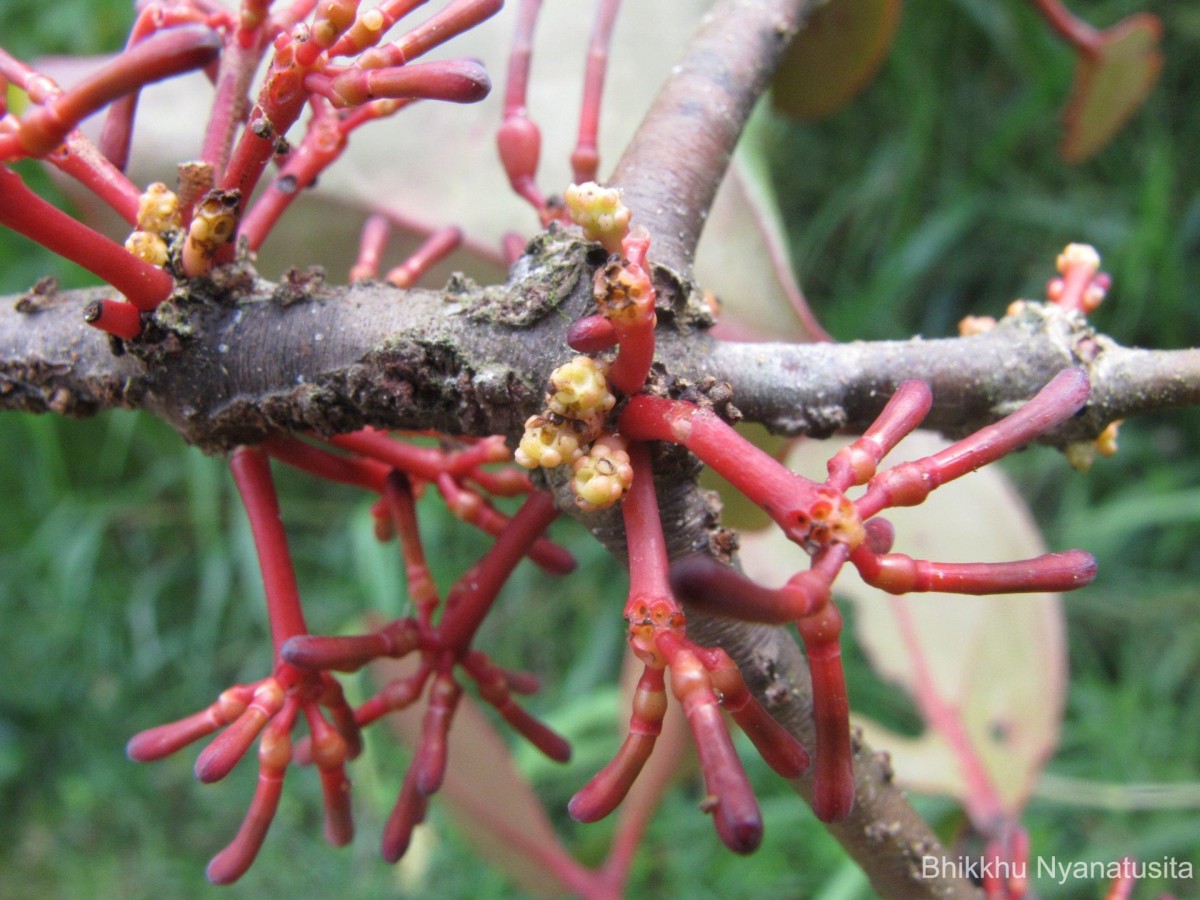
[1,0,1197,897]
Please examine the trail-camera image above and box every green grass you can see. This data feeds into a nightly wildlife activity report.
[2,0,1199,897]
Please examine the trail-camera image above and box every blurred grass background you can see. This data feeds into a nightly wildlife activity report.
[1,0,1198,897]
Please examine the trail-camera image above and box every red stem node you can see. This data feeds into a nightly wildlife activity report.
[849,547,1098,595]
[796,605,854,823]
[194,679,286,784]
[381,767,429,863]
[620,395,859,550]
[659,634,762,853]
[696,645,810,778]
[568,665,666,822]
[413,671,462,795]
[308,58,490,107]
[303,704,354,846]
[825,380,933,490]
[355,666,431,729]
[126,684,255,762]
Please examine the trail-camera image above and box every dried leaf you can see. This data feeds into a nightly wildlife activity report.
[771,0,902,121]
[736,431,1067,825]
[1059,13,1163,163]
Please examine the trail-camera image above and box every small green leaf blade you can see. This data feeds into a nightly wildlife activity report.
[1060,13,1163,163]
[772,0,903,121]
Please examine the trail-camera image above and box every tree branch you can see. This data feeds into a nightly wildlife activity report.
[4,254,1195,451]
[610,0,811,272]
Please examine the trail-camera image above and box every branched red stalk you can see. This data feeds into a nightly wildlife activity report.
[329,0,429,58]
[200,11,271,175]
[570,443,807,849]
[48,134,142,224]
[99,2,227,169]
[437,490,561,649]
[0,166,174,312]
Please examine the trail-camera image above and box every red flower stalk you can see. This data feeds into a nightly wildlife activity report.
[127,446,361,884]
[571,0,622,183]
[239,96,420,249]
[0,166,174,312]
[384,225,462,288]
[639,369,1100,822]
[349,212,392,281]
[98,2,227,170]
[279,490,573,863]
[496,0,548,213]
[569,442,808,849]
[328,0,427,59]
[0,25,221,161]
[322,429,575,573]
[304,56,491,107]
[47,134,142,224]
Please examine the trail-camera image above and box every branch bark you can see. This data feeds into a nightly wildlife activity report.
[611,0,812,272]
[4,260,1196,450]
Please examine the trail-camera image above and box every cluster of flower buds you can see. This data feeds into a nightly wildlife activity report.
[516,355,634,510]
[124,182,182,266]
[1047,242,1111,314]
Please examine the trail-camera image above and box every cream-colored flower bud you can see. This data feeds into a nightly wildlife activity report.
[124,230,169,266]
[571,434,634,511]
[136,182,181,234]
[515,415,586,469]
[564,181,631,253]
[547,356,615,421]
[1056,243,1100,276]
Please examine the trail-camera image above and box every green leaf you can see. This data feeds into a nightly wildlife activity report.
[1060,13,1163,164]
[772,0,903,121]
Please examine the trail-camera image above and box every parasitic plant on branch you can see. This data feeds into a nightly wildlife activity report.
[1,0,1198,897]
